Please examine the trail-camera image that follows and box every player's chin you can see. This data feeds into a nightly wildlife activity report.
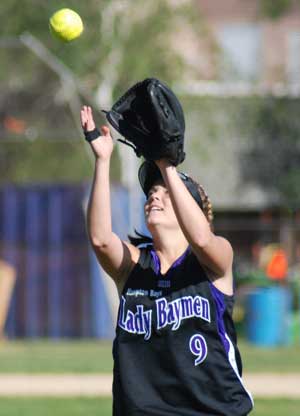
[145,216,156,226]
[145,215,161,228]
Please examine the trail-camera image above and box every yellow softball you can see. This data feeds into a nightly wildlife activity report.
[49,8,84,42]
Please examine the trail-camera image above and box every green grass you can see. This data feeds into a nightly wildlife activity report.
[239,340,300,373]
[252,399,300,415]
[0,397,112,416]
[0,340,113,373]
[0,398,300,416]
[0,339,299,415]
[0,339,299,373]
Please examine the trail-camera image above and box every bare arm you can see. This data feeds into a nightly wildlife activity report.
[156,159,233,293]
[81,106,140,289]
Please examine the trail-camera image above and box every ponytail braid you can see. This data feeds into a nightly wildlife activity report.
[189,178,214,230]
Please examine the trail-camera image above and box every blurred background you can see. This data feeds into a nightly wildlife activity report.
[1,0,300,415]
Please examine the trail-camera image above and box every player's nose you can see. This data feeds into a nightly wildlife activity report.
[148,191,162,203]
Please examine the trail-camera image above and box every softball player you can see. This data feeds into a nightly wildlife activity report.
[81,105,253,416]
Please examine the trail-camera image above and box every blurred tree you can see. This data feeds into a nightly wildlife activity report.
[240,96,300,209]
[0,0,208,92]
[259,0,292,19]
[0,0,210,184]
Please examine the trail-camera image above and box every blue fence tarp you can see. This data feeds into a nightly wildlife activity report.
[0,182,144,339]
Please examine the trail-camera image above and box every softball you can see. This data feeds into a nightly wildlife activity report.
[49,8,84,42]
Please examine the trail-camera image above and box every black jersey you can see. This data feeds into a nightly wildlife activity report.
[112,246,253,416]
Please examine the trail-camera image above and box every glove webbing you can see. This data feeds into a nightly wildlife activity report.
[117,138,142,157]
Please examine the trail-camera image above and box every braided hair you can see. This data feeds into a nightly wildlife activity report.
[190,179,214,231]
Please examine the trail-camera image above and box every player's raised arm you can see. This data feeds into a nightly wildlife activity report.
[81,106,139,291]
[155,159,233,294]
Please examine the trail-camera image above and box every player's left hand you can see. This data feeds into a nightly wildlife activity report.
[154,159,173,170]
[80,105,96,132]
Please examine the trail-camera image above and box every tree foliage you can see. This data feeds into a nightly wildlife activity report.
[0,0,206,184]
[259,0,292,19]
[0,0,206,95]
[240,97,300,208]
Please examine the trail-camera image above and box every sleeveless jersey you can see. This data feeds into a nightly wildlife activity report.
[112,246,253,416]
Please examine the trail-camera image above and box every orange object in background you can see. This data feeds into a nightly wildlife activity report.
[266,249,288,280]
[3,116,26,134]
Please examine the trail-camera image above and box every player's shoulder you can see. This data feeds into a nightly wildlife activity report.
[116,243,154,294]
[123,240,141,263]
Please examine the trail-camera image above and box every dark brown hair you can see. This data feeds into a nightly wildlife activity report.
[191,179,214,230]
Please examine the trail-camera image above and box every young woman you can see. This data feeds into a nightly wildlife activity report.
[81,105,253,416]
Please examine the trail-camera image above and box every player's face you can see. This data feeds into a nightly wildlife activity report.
[144,181,178,229]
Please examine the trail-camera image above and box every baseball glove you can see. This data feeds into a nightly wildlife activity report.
[103,78,186,166]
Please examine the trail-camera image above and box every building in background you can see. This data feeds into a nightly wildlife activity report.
[176,0,300,270]
[181,0,300,86]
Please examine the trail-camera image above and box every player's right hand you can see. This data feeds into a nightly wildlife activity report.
[80,105,113,160]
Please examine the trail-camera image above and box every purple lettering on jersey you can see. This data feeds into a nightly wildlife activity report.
[181,297,193,317]
[193,297,201,316]
[189,334,208,365]
[118,296,152,340]
[171,300,181,330]
[167,303,175,323]
[156,295,211,331]
[118,296,126,328]
[143,311,152,340]
[119,295,211,340]
[156,297,167,328]
[126,310,135,332]
[201,298,210,322]
[134,305,145,332]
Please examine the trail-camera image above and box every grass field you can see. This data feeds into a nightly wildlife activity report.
[0,397,300,416]
[239,340,300,373]
[0,340,113,373]
[0,339,299,373]
[0,339,299,416]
